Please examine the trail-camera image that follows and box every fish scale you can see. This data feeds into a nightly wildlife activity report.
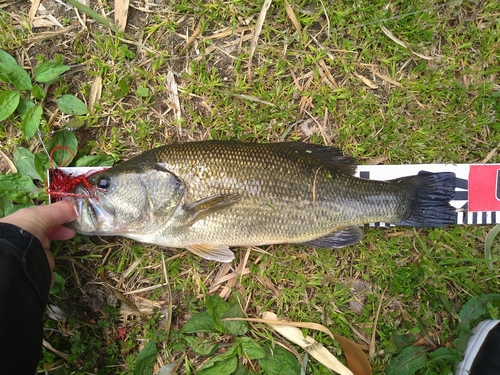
[70,141,457,262]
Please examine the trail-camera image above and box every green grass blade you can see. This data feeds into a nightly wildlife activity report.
[484,224,500,270]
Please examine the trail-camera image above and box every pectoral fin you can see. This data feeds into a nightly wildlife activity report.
[184,193,241,225]
[186,244,235,262]
[302,226,363,248]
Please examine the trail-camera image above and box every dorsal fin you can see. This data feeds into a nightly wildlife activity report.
[282,143,357,176]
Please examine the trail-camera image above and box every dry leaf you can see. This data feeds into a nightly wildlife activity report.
[262,312,353,375]
[115,0,129,32]
[248,0,272,81]
[284,0,301,34]
[89,75,102,114]
[352,72,379,89]
[380,25,407,49]
[166,70,181,121]
[333,334,372,375]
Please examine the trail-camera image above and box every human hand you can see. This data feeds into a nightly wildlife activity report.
[0,201,77,284]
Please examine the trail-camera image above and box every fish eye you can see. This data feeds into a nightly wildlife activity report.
[97,176,111,189]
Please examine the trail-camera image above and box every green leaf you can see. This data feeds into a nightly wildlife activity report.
[427,347,462,366]
[55,94,88,115]
[458,294,500,331]
[17,99,35,119]
[181,311,216,333]
[34,152,50,182]
[237,337,266,360]
[74,154,116,167]
[21,104,43,139]
[385,346,427,375]
[183,336,219,356]
[0,49,17,65]
[136,86,149,97]
[221,303,248,336]
[484,224,500,270]
[13,147,43,181]
[34,61,70,83]
[198,356,238,375]
[49,272,66,295]
[0,62,32,90]
[206,295,232,333]
[113,77,131,98]
[0,198,33,218]
[0,90,20,121]
[0,173,40,203]
[197,344,239,375]
[31,84,45,100]
[258,345,301,375]
[64,116,86,129]
[134,341,157,375]
[47,130,78,166]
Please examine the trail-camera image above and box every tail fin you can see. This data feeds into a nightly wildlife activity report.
[395,171,456,227]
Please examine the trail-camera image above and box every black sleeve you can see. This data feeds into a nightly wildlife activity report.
[0,223,52,375]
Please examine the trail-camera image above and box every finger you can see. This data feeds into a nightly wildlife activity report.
[34,201,78,230]
[45,225,76,241]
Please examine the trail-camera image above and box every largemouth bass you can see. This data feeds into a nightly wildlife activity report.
[69,141,456,262]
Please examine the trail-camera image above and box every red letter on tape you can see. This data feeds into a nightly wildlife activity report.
[468,165,500,212]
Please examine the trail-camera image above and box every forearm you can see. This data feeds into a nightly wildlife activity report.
[0,223,52,375]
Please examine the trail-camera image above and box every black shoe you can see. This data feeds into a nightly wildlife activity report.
[456,320,500,375]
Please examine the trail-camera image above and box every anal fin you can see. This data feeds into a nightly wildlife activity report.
[186,244,235,262]
[302,226,363,248]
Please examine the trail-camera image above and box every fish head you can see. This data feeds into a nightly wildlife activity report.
[69,164,185,236]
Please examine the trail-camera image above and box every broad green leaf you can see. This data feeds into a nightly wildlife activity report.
[49,272,66,295]
[34,61,70,83]
[0,62,32,90]
[21,104,43,139]
[237,337,266,360]
[221,303,248,336]
[46,130,78,166]
[31,84,45,100]
[136,86,149,97]
[183,336,218,356]
[0,49,17,64]
[74,154,115,167]
[181,311,216,333]
[64,116,86,129]
[0,90,20,121]
[458,294,500,330]
[206,295,231,333]
[17,99,35,119]
[427,347,462,366]
[113,77,131,98]
[197,356,238,375]
[134,341,157,375]
[55,94,88,115]
[385,346,427,375]
[34,152,50,182]
[197,344,238,375]
[0,198,33,218]
[0,173,40,203]
[13,147,43,181]
[258,345,301,375]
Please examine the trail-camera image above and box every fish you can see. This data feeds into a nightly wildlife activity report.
[68,141,457,262]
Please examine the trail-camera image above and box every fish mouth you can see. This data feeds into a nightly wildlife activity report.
[67,186,117,234]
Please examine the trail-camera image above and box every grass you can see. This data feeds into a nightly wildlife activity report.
[1,0,500,374]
